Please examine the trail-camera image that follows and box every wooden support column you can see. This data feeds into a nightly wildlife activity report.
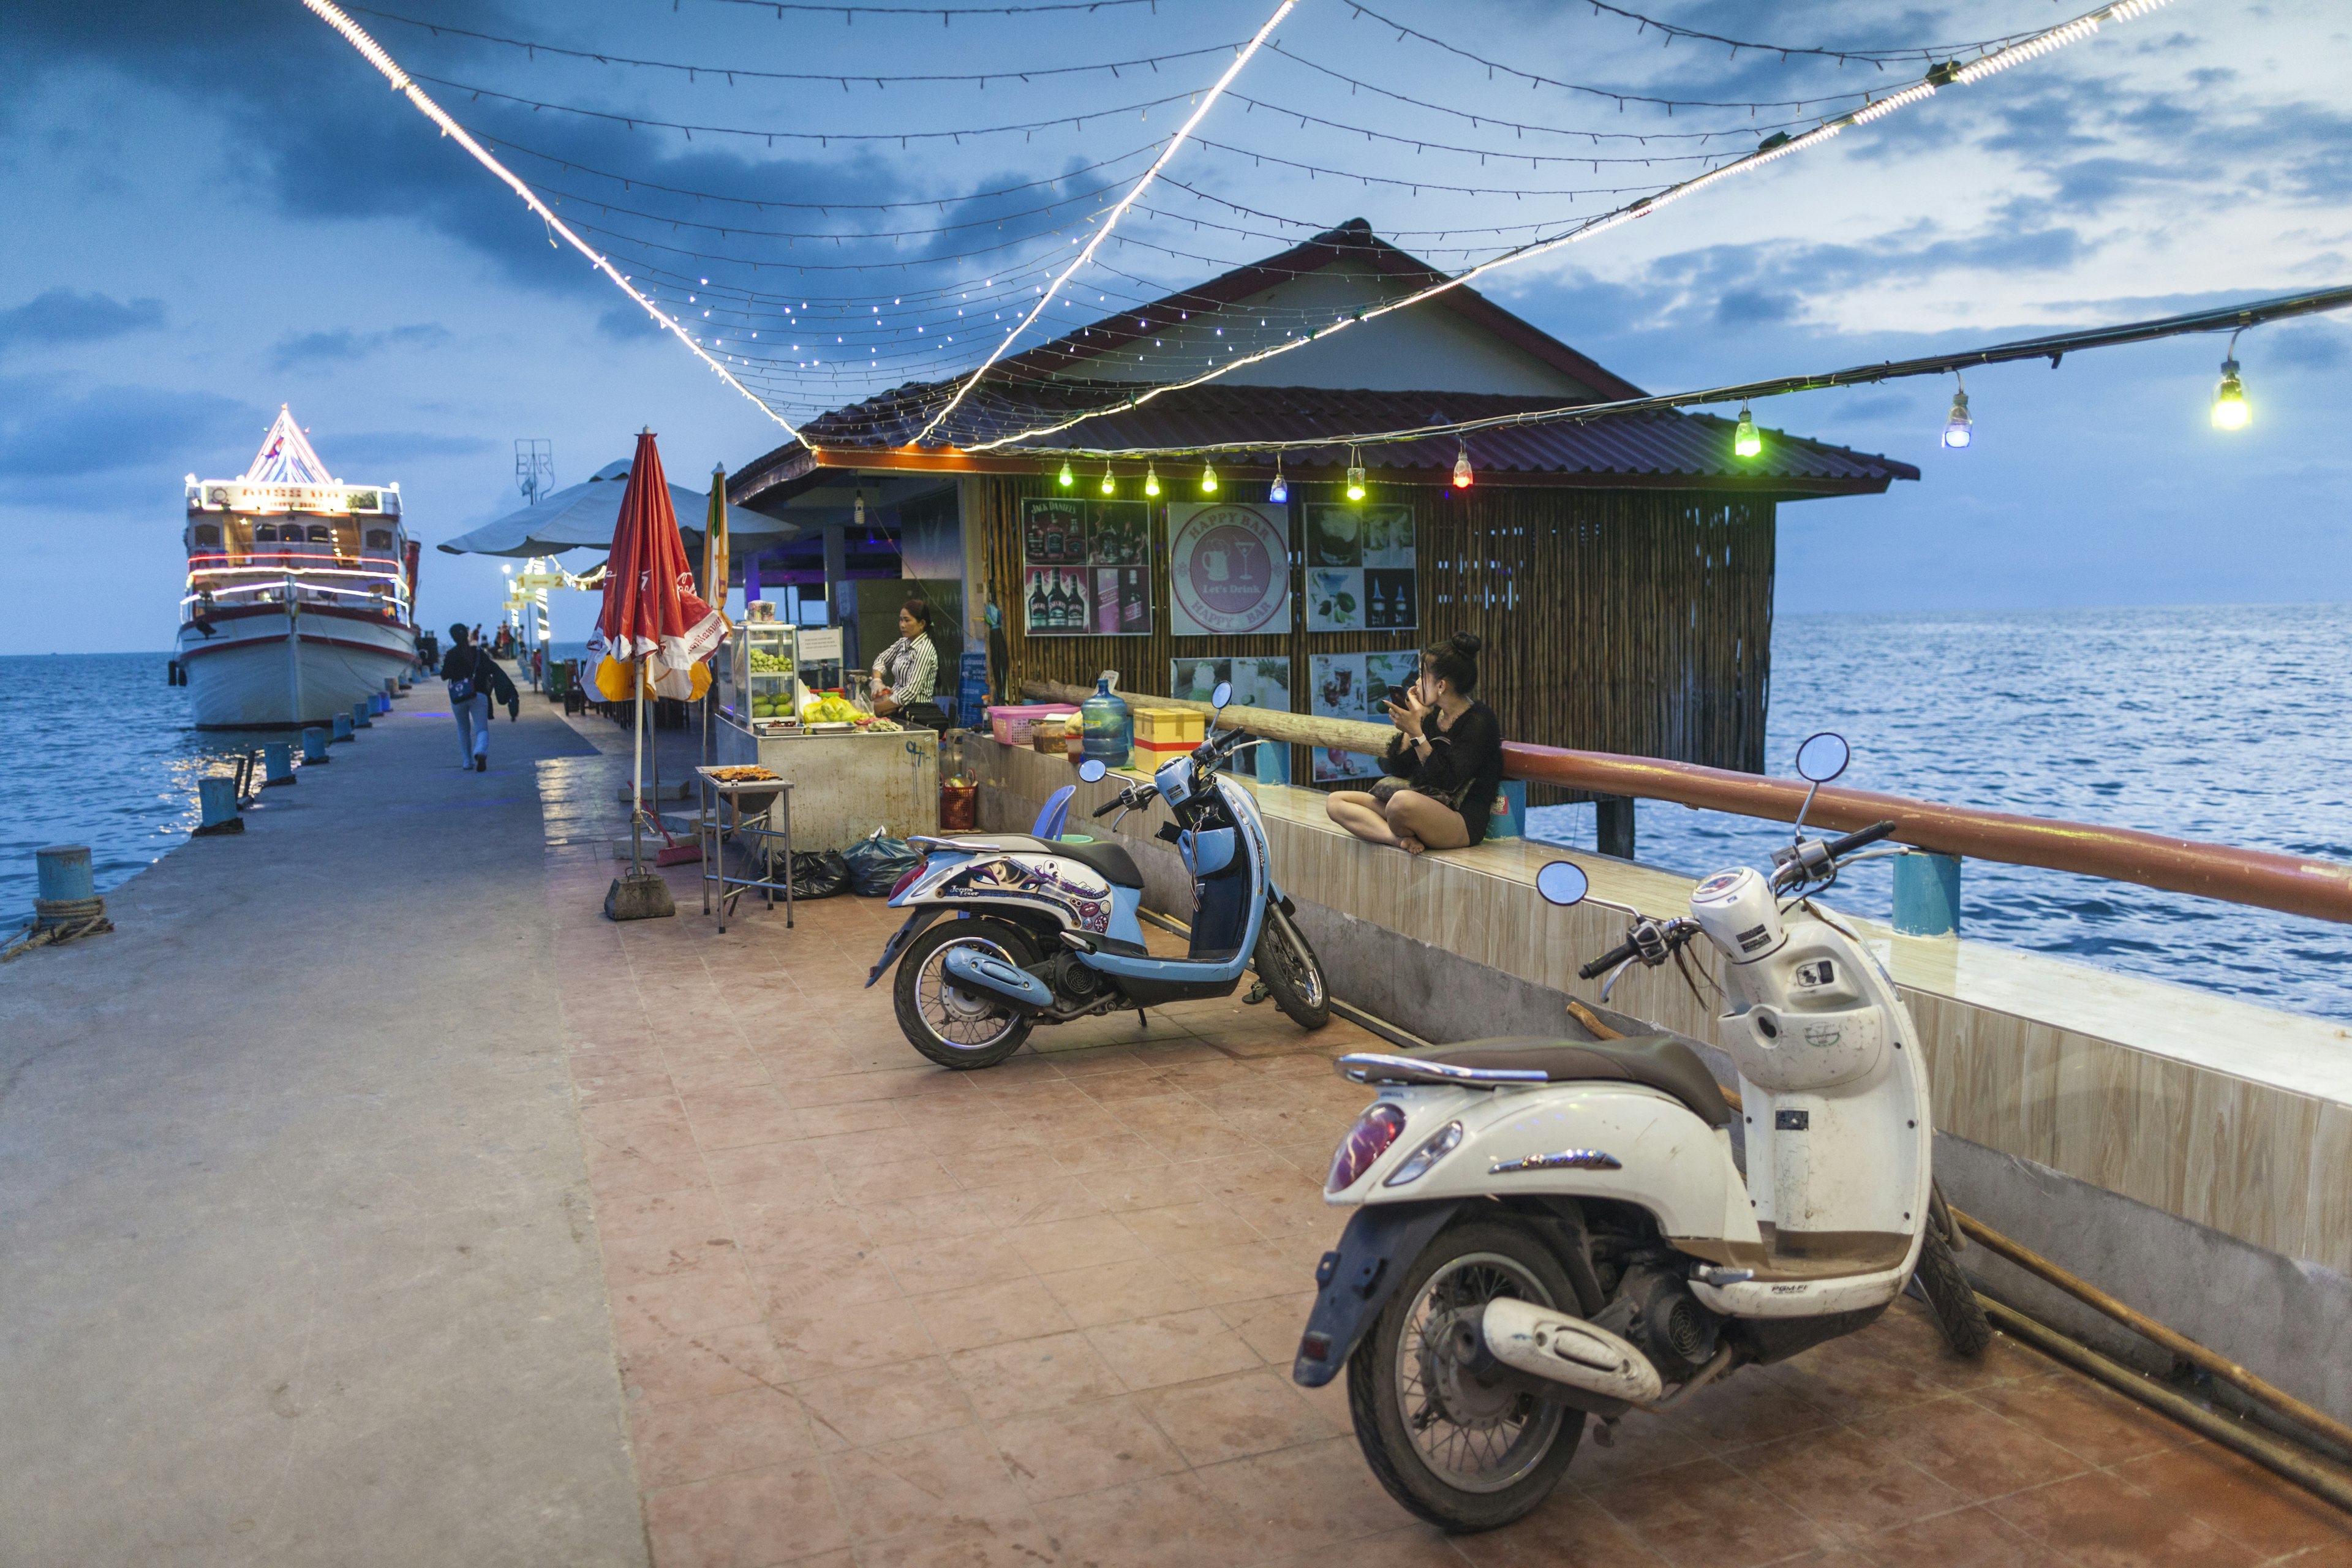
[1597,795,1637,861]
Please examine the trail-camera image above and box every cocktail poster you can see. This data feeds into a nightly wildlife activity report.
[1170,656,1294,780]
[1022,497,1152,636]
[1166,501,1290,638]
[1304,502,1415,633]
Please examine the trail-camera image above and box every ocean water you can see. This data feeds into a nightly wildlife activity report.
[1528,603,2352,1021]
[6,606,2349,1020]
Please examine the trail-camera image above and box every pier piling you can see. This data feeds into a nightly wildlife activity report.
[262,742,296,787]
[353,699,373,729]
[331,712,355,744]
[303,725,333,763]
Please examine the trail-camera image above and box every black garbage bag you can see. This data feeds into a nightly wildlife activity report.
[786,848,851,900]
[843,829,924,897]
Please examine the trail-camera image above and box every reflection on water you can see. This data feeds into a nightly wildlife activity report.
[1528,603,2352,1022]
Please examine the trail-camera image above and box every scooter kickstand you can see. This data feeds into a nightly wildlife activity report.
[1593,1417,1619,1449]
[1244,981,1270,1005]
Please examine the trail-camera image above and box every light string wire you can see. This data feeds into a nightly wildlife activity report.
[295,0,802,440]
[1019,284,2352,459]
[957,0,2176,453]
[344,8,1248,90]
[912,0,1298,444]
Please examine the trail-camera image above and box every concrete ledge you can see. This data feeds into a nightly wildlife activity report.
[974,736,2352,1424]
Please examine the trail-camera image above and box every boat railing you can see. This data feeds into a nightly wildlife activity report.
[1019,679,2352,927]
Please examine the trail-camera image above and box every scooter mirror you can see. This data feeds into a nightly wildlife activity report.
[1794,731,1851,784]
[1211,680,1233,711]
[1535,861,1590,908]
[1076,758,1107,783]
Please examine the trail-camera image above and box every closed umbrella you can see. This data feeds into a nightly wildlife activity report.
[600,429,723,917]
[701,464,732,765]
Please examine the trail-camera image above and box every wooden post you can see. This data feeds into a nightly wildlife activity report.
[1596,795,1637,861]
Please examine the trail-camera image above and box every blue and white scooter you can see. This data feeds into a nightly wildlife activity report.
[866,681,1329,1068]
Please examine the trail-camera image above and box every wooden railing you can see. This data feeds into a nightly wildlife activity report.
[1020,679,2352,925]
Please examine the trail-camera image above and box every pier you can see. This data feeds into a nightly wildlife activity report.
[2,682,2346,1564]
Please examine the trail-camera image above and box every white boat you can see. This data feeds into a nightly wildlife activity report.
[176,407,421,729]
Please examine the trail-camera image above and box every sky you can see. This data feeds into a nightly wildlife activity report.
[2,0,2345,654]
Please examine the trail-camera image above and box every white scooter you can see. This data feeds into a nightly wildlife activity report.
[1291,733,1988,1532]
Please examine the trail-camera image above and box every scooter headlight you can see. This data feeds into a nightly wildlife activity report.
[1326,1103,1406,1193]
[1384,1120,1463,1187]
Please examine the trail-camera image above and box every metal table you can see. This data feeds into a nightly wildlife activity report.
[695,768,794,932]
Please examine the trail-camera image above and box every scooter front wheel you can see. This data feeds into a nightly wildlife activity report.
[1347,1219,1582,1532]
[1913,1218,1992,1358]
[1254,905,1330,1030]
[894,917,1038,1069]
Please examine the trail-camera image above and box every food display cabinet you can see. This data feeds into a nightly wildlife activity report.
[722,621,802,735]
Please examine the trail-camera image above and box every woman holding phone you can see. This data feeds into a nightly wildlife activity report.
[1325,631,1504,854]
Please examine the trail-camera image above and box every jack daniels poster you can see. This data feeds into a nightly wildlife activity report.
[1021,498,1154,637]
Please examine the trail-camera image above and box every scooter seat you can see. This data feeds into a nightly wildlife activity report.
[1408,1036,1734,1128]
[941,834,1146,889]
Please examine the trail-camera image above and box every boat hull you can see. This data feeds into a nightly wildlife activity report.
[179,606,419,729]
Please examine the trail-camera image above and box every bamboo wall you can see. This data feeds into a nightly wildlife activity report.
[977,477,1776,783]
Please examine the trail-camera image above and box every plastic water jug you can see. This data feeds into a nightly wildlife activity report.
[1079,673,1132,769]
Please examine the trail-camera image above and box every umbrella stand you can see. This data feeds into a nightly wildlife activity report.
[607,659,676,921]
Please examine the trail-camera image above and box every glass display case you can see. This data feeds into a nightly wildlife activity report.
[723,621,802,733]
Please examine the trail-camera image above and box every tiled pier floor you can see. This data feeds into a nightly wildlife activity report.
[546,850,2352,1568]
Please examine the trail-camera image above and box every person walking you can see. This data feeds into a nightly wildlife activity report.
[440,624,518,772]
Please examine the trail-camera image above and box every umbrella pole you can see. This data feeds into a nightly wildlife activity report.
[631,660,646,876]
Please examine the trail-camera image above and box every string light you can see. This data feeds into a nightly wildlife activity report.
[1099,464,1116,496]
[1199,461,1218,494]
[1941,375,1973,450]
[1345,451,1366,502]
[1057,459,1075,488]
[1452,444,1474,489]
[1733,406,1762,459]
[1144,462,1161,498]
[1268,456,1287,504]
[2213,333,2250,429]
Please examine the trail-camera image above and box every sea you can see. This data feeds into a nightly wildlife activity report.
[6,603,2348,1020]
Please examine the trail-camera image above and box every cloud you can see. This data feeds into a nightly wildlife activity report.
[269,322,452,371]
[325,431,497,470]
[1714,288,1796,329]
[2262,322,2348,372]
[0,379,255,494]
[0,288,165,353]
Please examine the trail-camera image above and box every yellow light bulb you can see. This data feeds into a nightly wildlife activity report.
[1200,461,1217,494]
[2212,361,2249,430]
[1099,467,1115,495]
[1144,464,1160,498]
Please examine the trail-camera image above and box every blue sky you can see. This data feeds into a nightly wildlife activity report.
[2,0,2345,653]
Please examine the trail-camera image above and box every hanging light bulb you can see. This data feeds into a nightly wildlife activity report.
[1099,465,1116,496]
[1057,459,1075,489]
[1268,455,1287,505]
[1200,460,1218,494]
[2212,333,2250,430]
[1733,405,1762,459]
[1940,375,1973,450]
[1345,448,1366,502]
[853,488,866,527]
[1452,444,1474,489]
[1144,462,1161,498]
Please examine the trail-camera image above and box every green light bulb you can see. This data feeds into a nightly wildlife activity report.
[1057,460,1075,488]
[1733,405,1762,459]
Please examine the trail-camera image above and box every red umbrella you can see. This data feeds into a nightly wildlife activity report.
[598,428,724,697]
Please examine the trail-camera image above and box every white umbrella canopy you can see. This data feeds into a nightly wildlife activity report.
[437,459,795,557]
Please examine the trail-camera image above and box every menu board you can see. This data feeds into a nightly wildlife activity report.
[1309,649,1421,782]
[1305,502,1417,632]
[1166,501,1290,638]
[1022,498,1153,636]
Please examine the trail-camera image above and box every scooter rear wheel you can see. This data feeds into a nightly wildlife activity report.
[1254,906,1330,1030]
[1913,1220,1992,1358]
[894,917,1038,1069]
[1348,1219,1583,1532]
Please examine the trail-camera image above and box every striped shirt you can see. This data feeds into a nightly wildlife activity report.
[875,633,937,705]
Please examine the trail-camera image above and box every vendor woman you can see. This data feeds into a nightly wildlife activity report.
[869,598,948,731]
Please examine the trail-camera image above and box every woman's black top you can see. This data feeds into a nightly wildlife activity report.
[1382,699,1505,844]
[439,646,482,684]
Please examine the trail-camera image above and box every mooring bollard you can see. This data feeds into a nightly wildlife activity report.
[303,725,333,763]
[9,843,112,956]
[353,699,373,729]
[331,712,355,743]
[1893,851,1964,937]
[36,844,94,908]
[193,775,245,837]
[262,742,296,787]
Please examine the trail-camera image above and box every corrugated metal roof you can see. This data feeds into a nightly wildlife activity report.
[766,380,1916,491]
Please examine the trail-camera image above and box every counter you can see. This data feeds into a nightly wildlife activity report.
[715,717,937,850]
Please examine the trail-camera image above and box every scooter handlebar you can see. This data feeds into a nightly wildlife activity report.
[1825,820,1900,858]
[1578,940,1640,981]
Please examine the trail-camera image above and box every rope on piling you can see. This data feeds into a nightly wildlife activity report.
[3,899,114,963]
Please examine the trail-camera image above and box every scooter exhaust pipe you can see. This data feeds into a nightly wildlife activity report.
[1474,1299,1664,1404]
[940,948,1055,1012]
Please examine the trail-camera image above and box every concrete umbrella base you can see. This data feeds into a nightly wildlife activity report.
[604,872,676,922]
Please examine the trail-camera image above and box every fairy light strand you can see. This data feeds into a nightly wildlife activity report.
[913,0,1297,444]
[295,0,802,439]
[960,0,2177,453]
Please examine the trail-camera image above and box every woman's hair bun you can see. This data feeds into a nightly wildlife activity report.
[1449,630,1482,659]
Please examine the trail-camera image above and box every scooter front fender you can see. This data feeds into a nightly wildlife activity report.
[1291,1200,1460,1389]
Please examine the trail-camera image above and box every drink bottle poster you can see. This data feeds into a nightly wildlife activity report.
[1022,497,1153,636]
[1170,656,1293,780]
[1166,501,1290,638]
[1305,502,1416,632]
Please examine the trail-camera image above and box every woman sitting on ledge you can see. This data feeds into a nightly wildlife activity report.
[1326,631,1504,855]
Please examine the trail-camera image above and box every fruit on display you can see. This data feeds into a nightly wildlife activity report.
[799,692,862,723]
[747,647,791,673]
